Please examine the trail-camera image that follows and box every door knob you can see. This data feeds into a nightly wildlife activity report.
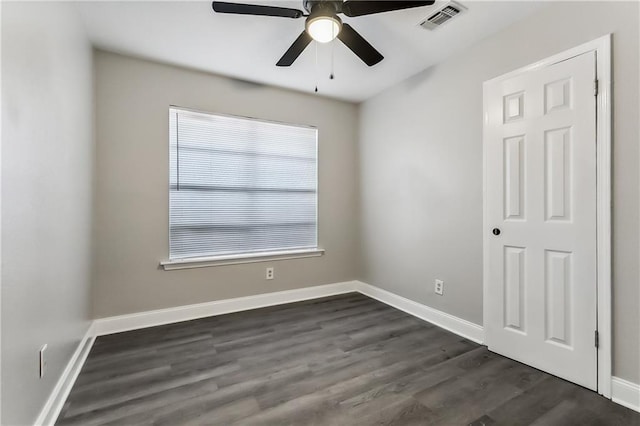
[492,228,501,236]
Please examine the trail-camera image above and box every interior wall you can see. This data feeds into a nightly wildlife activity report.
[1,2,94,424]
[92,50,360,318]
[358,1,639,384]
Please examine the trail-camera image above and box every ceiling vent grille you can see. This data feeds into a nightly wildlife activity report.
[419,1,466,30]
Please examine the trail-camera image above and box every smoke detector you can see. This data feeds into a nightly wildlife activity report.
[419,1,467,30]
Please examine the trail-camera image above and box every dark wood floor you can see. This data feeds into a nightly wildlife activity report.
[57,293,639,426]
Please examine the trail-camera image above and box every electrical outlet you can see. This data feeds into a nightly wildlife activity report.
[435,279,444,296]
[266,267,274,280]
[39,344,47,378]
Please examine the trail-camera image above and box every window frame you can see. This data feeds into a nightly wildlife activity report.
[162,106,322,270]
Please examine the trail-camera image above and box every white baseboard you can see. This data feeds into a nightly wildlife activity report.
[355,281,485,344]
[91,281,485,345]
[92,281,358,336]
[612,377,640,413]
[34,326,96,426]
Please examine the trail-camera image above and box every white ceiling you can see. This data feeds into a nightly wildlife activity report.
[76,1,544,102]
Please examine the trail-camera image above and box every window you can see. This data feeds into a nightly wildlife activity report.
[168,107,318,261]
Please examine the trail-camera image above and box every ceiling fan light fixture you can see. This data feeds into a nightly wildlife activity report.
[306,14,341,43]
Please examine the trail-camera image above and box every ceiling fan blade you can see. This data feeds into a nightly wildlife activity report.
[212,2,304,18]
[341,1,434,17]
[276,31,313,66]
[337,24,383,67]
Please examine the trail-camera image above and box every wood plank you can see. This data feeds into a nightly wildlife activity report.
[56,294,640,426]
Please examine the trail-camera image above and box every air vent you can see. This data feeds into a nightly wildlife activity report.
[419,1,466,30]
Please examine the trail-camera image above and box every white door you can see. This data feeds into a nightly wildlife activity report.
[484,51,597,390]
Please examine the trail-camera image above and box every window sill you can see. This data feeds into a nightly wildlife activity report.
[160,248,325,271]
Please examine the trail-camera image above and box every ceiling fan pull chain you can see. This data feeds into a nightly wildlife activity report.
[314,41,319,93]
[330,37,335,80]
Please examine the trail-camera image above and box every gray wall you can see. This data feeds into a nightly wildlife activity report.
[92,51,360,318]
[358,2,639,383]
[1,2,94,424]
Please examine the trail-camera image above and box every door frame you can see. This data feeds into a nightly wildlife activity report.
[0,1,4,420]
[482,34,612,397]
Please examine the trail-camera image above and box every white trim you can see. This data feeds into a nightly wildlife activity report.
[482,34,612,397]
[611,377,640,413]
[355,281,484,344]
[594,34,613,399]
[0,2,4,421]
[483,35,608,85]
[161,248,325,271]
[92,281,356,336]
[169,105,318,131]
[91,280,485,344]
[34,326,96,426]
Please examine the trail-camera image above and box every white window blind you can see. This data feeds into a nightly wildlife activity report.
[169,107,318,260]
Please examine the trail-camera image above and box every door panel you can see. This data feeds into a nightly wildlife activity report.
[545,127,571,221]
[504,246,525,332]
[484,51,597,390]
[545,249,571,346]
[504,136,525,220]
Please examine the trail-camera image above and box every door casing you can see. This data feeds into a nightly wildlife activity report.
[482,34,612,397]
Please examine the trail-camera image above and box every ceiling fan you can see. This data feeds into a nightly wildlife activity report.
[211,1,435,67]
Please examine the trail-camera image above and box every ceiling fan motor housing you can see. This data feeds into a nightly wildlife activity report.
[303,0,342,14]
